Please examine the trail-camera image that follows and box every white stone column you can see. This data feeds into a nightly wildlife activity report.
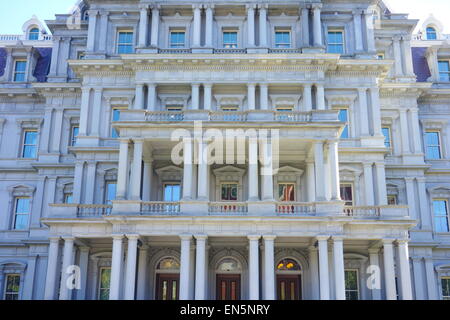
[191,84,200,110]
[417,178,432,230]
[401,36,414,76]
[412,257,425,300]
[306,160,316,202]
[180,235,192,300]
[316,84,326,110]
[192,5,202,47]
[205,5,214,47]
[397,240,413,300]
[203,84,212,110]
[44,237,60,300]
[353,10,364,53]
[368,248,382,300]
[86,10,98,52]
[197,141,208,200]
[40,107,53,154]
[303,84,312,112]
[98,12,109,52]
[59,237,75,300]
[194,235,208,300]
[259,4,268,47]
[405,178,417,220]
[124,235,139,300]
[84,161,97,204]
[79,87,91,136]
[109,235,124,300]
[317,236,330,300]
[260,140,274,201]
[248,235,260,300]
[150,6,160,48]
[72,161,84,204]
[138,5,149,47]
[358,88,370,136]
[117,139,130,200]
[399,110,410,154]
[260,84,269,110]
[392,37,403,77]
[328,141,341,200]
[314,142,326,201]
[248,137,259,201]
[142,159,153,202]
[333,237,346,300]
[76,247,90,300]
[246,5,255,47]
[374,162,388,205]
[382,240,397,300]
[136,245,149,300]
[247,83,256,110]
[369,88,382,136]
[364,9,376,53]
[312,4,323,47]
[51,109,64,153]
[147,83,157,111]
[301,5,310,47]
[425,257,437,300]
[182,138,193,200]
[308,246,320,299]
[363,163,375,206]
[263,235,276,300]
[91,88,103,137]
[409,109,422,154]
[130,139,143,200]
[134,84,145,110]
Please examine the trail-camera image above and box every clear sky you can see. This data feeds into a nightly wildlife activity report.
[0,0,448,34]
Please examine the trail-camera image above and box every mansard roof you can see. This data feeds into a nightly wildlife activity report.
[412,47,431,83]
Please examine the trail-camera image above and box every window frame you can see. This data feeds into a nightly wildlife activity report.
[327,29,345,54]
[3,274,21,300]
[169,29,186,49]
[442,277,450,300]
[425,130,442,160]
[28,28,40,40]
[426,27,438,40]
[220,183,239,202]
[344,269,360,300]
[13,60,27,82]
[438,60,450,82]
[337,108,350,139]
[222,30,238,49]
[387,195,398,205]
[13,197,31,230]
[340,183,354,206]
[104,181,117,205]
[277,183,296,202]
[111,107,126,138]
[433,199,449,233]
[274,28,292,49]
[70,125,79,147]
[97,267,111,300]
[163,183,181,202]
[21,129,38,159]
[116,30,134,54]
[382,127,392,150]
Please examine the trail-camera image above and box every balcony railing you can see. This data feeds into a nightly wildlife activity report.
[0,34,53,41]
[344,206,381,217]
[268,48,303,54]
[209,111,248,122]
[209,202,248,215]
[275,111,311,122]
[145,111,184,122]
[141,201,180,215]
[213,48,248,54]
[77,204,112,217]
[158,48,192,54]
[276,202,316,215]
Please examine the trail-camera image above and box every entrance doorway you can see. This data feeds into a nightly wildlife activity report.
[216,274,241,300]
[155,274,179,300]
[276,275,302,300]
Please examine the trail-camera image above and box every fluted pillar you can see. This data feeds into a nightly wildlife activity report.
[259,4,268,47]
[124,235,139,300]
[353,10,364,52]
[44,237,60,300]
[204,84,212,110]
[247,83,256,110]
[147,83,157,111]
[328,141,340,200]
[138,5,149,47]
[134,84,145,110]
[180,235,192,300]
[197,141,208,200]
[397,240,413,300]
[363,163,375,206]
[333,237,346,300]
[191,84,200,110]
[263,235,276,300]
[374,162,388,205]
[368,248,382,300]
[301,5,310,47]
[248,137,259,201]
[312,4,323,47]
[205,5,214,47]
[59,237,75,300]
[117,139,130,200]
[317,236,330,300]
[136,245,149,300]
[316,84,325,110]
[314,142,325,201]
[392,37,403,77]
[182,138,193,200]
[248,235,260,300]
[192,5,202,47]
[358,88,370,136]
[150,6,160,48]
[194,235,208,300]
[303,84,312,112]
[383,240,397,300]
[260,84,269,110]
[399,110,410,154]
[130,139,143,200]
[79,87,91,136]
[246,5,255,47]
[86,10,98,52]
[109,235,124,300]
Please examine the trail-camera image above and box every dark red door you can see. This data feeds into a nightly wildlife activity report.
[277,275,301,300]
[155,274,179,300]
[216,274,241,300]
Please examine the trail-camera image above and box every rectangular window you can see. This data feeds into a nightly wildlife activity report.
[387,195,398,205]
[22,130,38,158]
[13,60,27,82]
[442,277,450,300]
[105,182,117,205]
[382,127,392,149]
[221,183,238,201]
[433,199,449,233]
[13,197,30,230]
[98,267,111,300]
[166,105,183,111]
[170,31,185,48]
[327,30,344,54]
[338,109,349,139]
[345,270,359,300]
[377,53,385,60]
[164,184,181,202]
[425,131,442,159]
[4,274,20,300]
[438,61,450,82]
[111,108,124,138]
[275,29,291,48]
[117,31,134,54]
[70,126,79,146]
[223,31,238,48]
[278,183,295,202]
[340,183,353,206]
[64,193,73,204]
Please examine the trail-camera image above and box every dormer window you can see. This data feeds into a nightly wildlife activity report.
[13,60,27,82]
[28,28,39,40]
[426,27,437,40]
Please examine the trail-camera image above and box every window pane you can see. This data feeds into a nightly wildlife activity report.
[345,270,359,300]
[427,27,437,40]
[338,109,349,138]
[434,200,449,232]
[278,184,295,202]
[5,275,20,300]
[442,278,450,299]
[15,197,30,230]
[221,184,238,201]
[426,132,441,159]
[15,61,27,72]
[171,32,185,48]
[382,128,391,148]
[99,268,111,300]
[164,184,181,202]
[106,183,117,204]
[14,214,29,230]
[340,184,353,206]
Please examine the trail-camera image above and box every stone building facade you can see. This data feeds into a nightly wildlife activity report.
[0,0,449,300]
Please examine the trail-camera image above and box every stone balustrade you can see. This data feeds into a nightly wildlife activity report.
[208,202,248,215]
[141,201,180,215]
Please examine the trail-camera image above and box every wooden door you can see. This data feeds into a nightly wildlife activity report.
[216,274,241,300]
[277,275,301,300]
[155,274,179,300]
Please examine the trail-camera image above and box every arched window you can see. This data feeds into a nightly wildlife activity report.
[277,258,301,271]
[427,27,437,40]
[157,258,180,271]
[217,258,241,272]
[28,28,39,40]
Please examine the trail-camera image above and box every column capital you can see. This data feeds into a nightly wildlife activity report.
[88,10,99,16]
[150,4,160,11]
[112,234,125,240]
[180,234,193,241]
[258,4,268,10]
[311,3,323,10]
[368,248,380,254]
[316,235,330,241]
[133,138,144,144]
[263,235,277,241]
[139,4,150,11]
[352,9,364,15]
[246,4,257,11]
[396,239,409,245]
[126,234,140,241]
[194,234,208,240]
[205,4,215,10]
[62,236,75,242]
[382,238,395,245]
[332,236,344,242]
[203,83,213,88]
[100,10,110,17]
[248,234,261,241]
[416,177,427,183]
[49,236,61,242]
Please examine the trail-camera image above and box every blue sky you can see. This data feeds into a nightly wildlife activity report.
[0,0,448,34]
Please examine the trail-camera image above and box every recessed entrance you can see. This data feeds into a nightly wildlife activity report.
[276,258,302,300]
[216,274,241,300]
[155,274,179,300]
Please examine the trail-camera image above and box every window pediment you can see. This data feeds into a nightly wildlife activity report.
[270,95,301,109]
[156,165,183,181]
[428,186,450,198]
